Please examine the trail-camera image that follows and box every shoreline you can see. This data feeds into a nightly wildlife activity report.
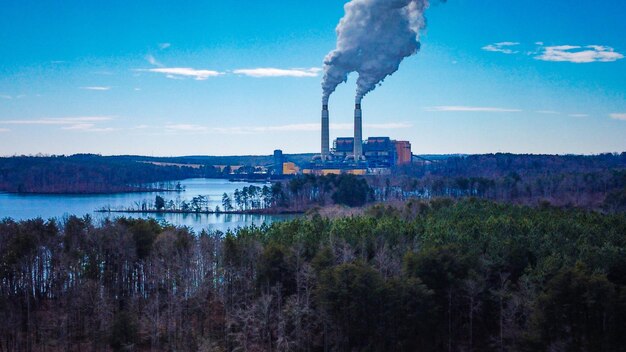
[95,209,304,215]
[0,188,183,196]
[0,176,282,195]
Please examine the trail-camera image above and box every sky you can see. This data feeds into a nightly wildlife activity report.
[0,0,625,156]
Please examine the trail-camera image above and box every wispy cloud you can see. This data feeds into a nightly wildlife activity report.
[482,42,520,54]
[161,122,410,135]
[146,54,163,67]
[237,122,410,133]
[158,43,171,50]
[0,116,113,126]
[80,86,111,91]
[0,117,114,132]
[136,66,322,80]
[0,128,9,132]
[568,113,589,117]
[0,95,13,100]
[535,45,624,63]
[482,42,624,63]
[138,67,223,80]
[233,67,322,78]
[61,123,115,132]
[0,117,115,132]
[609,113,626,121]
[425,106,522,113]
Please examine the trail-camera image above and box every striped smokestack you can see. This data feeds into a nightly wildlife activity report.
[353,102,362,160]
[321,104,329,161]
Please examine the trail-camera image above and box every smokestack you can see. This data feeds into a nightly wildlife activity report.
[322,0,443,103]
[353,102,362,160]
[321,104,329,161]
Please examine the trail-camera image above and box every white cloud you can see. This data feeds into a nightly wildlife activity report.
[0,95,12,100]
[61,123,95,130]
[61,123,115,132]
[482,42,520,54]
[535,45,624,63]
[233,67,322,78]
[162,122,410,135]
[0,116,113,126]
[136,66,323,80]
[80,86,111,91]
[0,128,9,132]
[568,113,589,117]
[0,116,112,125]
[0,116,114,132]
[139,67,223,80]
[425,106,522,113]
[609,113,626,121]
[158,43,171,50]
[146,54,163,67]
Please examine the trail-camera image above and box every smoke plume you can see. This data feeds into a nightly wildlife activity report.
[322,0,441,104]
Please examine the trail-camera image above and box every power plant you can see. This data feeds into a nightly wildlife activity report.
[304,101,412,176]
[310,0,434,175]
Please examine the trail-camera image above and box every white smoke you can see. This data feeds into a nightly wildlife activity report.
[322,0,440,104]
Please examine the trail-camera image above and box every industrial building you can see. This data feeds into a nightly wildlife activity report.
[303,101,413,175]
[271,101,414,176]
[271,150,300,176]
[304,136,412,175]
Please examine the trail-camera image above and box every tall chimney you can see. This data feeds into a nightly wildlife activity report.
[321,104,329,161]
[353,103,363,160]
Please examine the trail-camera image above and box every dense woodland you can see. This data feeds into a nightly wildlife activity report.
[118,154,626,214]
[3,152,625,206]
[388,153,626,211]
[224,175,372,212]
[1,199,625,351]
[0,155,222,193]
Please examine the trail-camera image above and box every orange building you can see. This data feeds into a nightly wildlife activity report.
[395,141,412,165]
[282,162,300,175]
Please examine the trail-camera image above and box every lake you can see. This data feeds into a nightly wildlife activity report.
[0,178,294,233]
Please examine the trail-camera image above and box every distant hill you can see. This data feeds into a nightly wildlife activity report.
[0,153,314,194]
[130,153,317,168]
[2,152,624,196]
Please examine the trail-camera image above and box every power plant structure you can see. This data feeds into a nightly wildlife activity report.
[305,101,412,175]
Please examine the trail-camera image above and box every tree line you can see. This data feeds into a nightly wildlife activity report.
[378,152,626,211]
[0,154,223,193]
[100,175,372,215]
[1,199,625,351]
[218,175,372,213]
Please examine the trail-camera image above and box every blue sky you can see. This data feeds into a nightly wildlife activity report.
[0,0,625,156]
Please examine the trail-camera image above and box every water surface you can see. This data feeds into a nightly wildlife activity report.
[0,178,293,232]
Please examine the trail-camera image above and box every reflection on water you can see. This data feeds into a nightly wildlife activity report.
[0,178,295,232]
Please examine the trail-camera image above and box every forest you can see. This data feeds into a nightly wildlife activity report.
[1,199,625,351]
[230,157,626,214]
[390,153,626,211]
[0,155,222,193]
[3,152,625,205]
